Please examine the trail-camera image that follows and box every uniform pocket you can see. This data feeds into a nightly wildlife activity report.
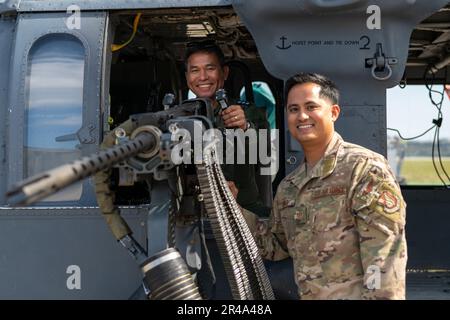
[279,198,309,238]
[312,195,345,232]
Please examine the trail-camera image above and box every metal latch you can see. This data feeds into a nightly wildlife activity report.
[287,155,297,165]
[365,43,398,81]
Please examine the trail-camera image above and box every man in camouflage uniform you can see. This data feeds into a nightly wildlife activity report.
[185,39,270,216]
[241,73,407,299]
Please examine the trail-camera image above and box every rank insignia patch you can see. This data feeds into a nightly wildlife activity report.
[294,204,308,225]
[377,190,400,214]
[280,198,296,208]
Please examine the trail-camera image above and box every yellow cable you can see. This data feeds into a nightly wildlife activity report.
[111,13,142,52]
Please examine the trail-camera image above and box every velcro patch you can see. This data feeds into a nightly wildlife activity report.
[294,204,308,225]
[377,190,400,214]
[279,198,296,209]
[370,183,403,223]
[311,185,347,199]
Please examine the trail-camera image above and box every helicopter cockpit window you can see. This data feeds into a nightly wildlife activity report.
[24,34,84,201]
[387,84,450,187]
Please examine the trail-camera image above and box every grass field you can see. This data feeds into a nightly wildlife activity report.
[400,157,450,185]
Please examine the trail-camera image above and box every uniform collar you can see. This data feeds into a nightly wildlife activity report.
[287,132,343,189]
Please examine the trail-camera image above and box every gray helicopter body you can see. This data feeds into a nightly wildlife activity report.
[0,0,449,299]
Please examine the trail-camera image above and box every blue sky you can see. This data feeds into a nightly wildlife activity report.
[387,84,450,142]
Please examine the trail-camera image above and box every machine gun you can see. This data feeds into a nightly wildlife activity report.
[6,97,274,300]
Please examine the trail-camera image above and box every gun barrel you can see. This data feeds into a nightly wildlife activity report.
[6,132,157,206]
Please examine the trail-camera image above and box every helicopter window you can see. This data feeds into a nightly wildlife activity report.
[387,84,450,187]
[24,34,84,201]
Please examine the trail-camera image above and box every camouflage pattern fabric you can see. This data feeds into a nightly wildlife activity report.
[242,132,407,299]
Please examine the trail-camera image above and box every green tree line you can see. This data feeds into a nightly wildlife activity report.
[401,139,450,157]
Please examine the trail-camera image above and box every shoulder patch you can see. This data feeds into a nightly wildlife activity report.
[377,190,400,214]
[370,183,403,223]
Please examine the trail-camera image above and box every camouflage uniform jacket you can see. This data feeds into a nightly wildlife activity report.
[243,132,407,299]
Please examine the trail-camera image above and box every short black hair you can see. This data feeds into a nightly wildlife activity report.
[184,39,225,70]
[285,73,339,105]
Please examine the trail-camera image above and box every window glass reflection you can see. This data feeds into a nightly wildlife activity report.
[25,34,84,201]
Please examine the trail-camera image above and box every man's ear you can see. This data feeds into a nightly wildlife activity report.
[331,104,340,122]
[223,65,230,81]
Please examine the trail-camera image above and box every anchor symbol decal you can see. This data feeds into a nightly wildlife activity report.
[276,36,291,50]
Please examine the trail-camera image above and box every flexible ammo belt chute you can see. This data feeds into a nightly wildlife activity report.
[196,144,274,300]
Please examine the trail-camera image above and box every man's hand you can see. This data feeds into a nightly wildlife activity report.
[445,84,450,100]
[221,104,248,130]
[227,181,239,200]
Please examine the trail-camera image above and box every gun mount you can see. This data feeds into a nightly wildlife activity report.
[7,99,211,207]
[5,97,274,300]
